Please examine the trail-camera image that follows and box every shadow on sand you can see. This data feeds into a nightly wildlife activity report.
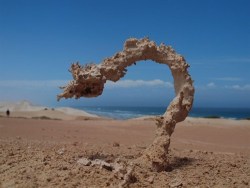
[166,157,196,172]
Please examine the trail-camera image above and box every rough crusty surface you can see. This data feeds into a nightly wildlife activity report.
[0,117,250,187]
[0,138,249,188]
[57,38,195,171]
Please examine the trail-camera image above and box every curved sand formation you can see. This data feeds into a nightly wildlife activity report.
[58,37,195,171]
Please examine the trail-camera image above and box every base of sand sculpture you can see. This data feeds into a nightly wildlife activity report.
[58,38,194,173]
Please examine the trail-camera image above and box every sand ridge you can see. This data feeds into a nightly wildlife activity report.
[0,101,99,121]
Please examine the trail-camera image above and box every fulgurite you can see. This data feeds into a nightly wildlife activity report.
[58,37,195,172]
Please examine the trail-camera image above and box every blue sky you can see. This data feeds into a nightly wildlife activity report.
[0,0,250,108]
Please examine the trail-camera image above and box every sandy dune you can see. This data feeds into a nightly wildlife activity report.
[0,101,99,120]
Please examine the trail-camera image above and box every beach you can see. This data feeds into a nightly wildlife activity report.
[0,102,249,187]
[1,0,250,187]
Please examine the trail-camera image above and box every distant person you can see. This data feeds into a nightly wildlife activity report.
[6,109,10,117]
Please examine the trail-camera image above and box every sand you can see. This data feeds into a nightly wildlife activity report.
[0,104,250,187]
[0,101,99,121]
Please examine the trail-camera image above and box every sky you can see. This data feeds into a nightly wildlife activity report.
[0,0,250,108]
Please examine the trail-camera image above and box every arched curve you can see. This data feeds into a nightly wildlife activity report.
[57,37,195,171]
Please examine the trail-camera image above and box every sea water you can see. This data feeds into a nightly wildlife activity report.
[71,106,250,120]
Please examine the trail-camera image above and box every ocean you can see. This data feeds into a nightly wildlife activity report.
[71,106,250,120]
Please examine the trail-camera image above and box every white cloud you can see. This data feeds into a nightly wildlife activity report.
[196,82,250,91]
[0,79,174,89]
[0,80,69,88]
[206,82,216,88]
[225,84,250,91]
[195,82,217,90]
[215,77,242,81]
[106,79,173,89]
